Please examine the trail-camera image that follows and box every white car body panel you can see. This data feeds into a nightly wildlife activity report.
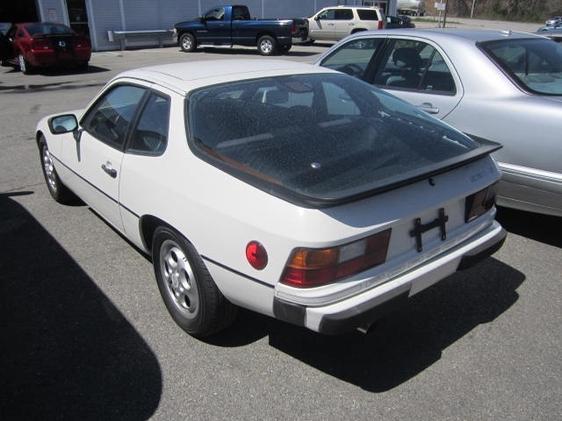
[36,59,505,334]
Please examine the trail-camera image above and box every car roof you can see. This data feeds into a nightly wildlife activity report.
[348,28,543,44]
[116,59,337,95]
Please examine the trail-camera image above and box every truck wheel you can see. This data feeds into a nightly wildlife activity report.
[179,33,197,52]
[152,226,237,337]
[257,35,277,56]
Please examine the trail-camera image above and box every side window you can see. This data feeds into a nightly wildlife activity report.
[321,38,384,79]
[205,7,225,21]
[322,82,360,116]
[83,85,146,149]
[232,6,250,20]
[373,40,456,94]
[128,93,171,155]
[318,9,336,20]
[335,9,353,20]
[357,9,379,20]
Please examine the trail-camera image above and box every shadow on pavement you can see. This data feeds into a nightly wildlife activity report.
[195,46,320,57]
[34,64,110,76]
[0,192,162,420]
[496,206,562,248]
[210,257,524,392]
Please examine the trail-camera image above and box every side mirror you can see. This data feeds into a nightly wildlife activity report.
[48,114,78,134]
[314,16,320,21]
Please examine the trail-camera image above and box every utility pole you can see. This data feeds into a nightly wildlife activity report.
[471,0,477,18]
[443,0,449,28]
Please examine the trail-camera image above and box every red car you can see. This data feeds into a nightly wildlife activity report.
[4,22,91,74]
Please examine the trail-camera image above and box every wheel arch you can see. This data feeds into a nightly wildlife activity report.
[178,30,196,44]
[139,214,181,254]
[351,28,367,34]
[256,31,276,42]
[36,130,45,148]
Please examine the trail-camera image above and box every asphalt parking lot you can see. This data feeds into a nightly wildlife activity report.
[1,43,561,420]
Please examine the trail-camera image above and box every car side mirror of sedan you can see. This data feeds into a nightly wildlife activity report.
[48,114,78,135]
[314,15,320,21]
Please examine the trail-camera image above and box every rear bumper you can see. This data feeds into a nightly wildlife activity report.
[273,221,506,334]
[28,50,91,67]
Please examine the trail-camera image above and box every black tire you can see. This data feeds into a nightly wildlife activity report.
[257,35,277,56]
[152,226,237,337]
[179,32,197,52]
[39,137,76,204]
[77,61,89,71]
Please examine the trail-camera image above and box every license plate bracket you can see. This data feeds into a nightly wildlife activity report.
[410,208,449,253]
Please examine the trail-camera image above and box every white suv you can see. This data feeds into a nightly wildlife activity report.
[307,6,385,42]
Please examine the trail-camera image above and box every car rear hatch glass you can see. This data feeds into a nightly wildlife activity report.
[187,73,499,207]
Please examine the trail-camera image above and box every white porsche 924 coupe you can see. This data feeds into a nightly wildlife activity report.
[36,60,506,337]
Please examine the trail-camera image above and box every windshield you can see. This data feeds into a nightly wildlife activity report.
[480,38,562,95]
[25,23,73,36]
[187,73,481,205]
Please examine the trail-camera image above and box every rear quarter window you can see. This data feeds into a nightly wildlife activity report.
[480,38,562,95]
[357,10,380,20]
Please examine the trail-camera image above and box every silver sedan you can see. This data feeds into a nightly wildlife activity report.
[315,29,562,217]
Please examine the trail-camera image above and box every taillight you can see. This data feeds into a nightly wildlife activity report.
[291,21,297,35]
[31,38,52,51]
[280,229,391,288]
[378,20,384,29]
[76,37,90,48]
[465,185,496,222]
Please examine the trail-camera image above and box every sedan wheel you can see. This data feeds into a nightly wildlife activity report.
[39,138,76,204]
[18,54,31,74]
[159,240,200,318]
[152,226,237,337]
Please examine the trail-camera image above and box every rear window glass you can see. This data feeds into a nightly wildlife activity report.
[187,73,478,205]
[25,23,73,36]
[357,9,379,20]
[480,38,562,95]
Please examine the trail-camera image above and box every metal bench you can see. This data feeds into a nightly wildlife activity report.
[107,29,175,50]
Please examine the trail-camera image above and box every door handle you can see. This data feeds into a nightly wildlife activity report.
[418,103,440,115]
[101,162,117,178]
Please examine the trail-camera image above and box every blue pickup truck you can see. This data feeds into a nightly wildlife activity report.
[174,5,308,56]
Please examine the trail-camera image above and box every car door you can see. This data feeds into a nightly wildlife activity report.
[370,38,463,119]
[119,90,172,247]
[60,84,147,231]
[310,9,336,40]
[334,9,354,39]
[198,6,230,44]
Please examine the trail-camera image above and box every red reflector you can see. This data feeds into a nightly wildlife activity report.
[246,241,268,270]
[378,20,384,29]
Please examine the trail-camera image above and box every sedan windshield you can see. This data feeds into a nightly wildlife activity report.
[25,23,73,36]
[480,38,562,95]
[188,73,483,206]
